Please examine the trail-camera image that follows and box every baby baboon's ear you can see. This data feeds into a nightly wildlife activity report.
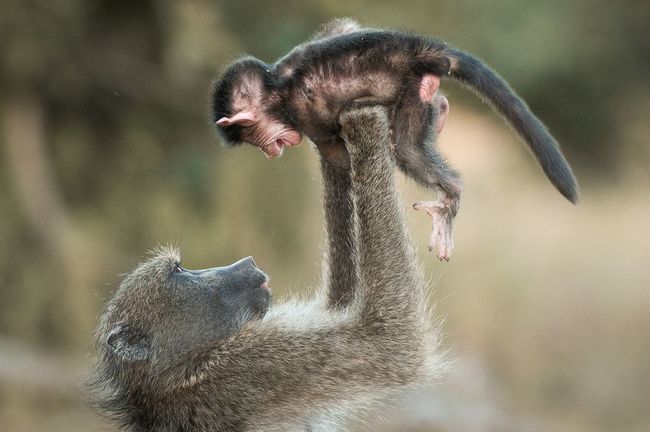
[216,111,258,127]
[107,324,150,362]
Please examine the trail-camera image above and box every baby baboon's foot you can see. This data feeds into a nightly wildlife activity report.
[413,199,455,261]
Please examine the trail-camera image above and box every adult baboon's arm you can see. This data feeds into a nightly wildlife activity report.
[173,108,438,431]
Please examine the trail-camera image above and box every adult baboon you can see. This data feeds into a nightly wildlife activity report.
[91,108,444,431]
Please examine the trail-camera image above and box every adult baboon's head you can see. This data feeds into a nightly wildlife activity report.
[93,246,270,383]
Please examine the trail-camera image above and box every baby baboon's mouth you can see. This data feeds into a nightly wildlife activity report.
[260,131,302,159]
[281,130,302,146]
[260,141,283,159]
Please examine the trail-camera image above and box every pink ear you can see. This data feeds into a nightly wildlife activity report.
[216,111,258,127]
[419,74,440,102]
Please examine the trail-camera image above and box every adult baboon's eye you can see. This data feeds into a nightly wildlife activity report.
[173,264,184,273]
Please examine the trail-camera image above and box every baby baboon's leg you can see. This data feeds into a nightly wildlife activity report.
[392,80,463,261]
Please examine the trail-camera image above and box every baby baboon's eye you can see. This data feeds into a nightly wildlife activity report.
[173,264,184,273]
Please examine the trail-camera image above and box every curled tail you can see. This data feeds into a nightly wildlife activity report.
[444,48,578,204]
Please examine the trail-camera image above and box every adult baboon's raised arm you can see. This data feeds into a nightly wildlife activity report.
[91,108,443,431]
[319,150,359,310]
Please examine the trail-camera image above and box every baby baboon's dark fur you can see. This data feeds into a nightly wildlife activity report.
[211,18,578,260]
[90,107,444,431]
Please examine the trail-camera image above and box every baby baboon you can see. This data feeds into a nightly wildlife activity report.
[91,108,444,431]
[211,18,578,260]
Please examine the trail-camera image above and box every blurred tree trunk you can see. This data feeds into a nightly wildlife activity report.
[1,93,98,349]
[2,94,68,248]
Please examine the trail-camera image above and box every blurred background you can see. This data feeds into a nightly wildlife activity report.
[0,0,648,431]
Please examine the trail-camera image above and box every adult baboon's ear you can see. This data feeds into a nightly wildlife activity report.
[106,324,150,362]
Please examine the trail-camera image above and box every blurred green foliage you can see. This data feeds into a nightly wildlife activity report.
[0,1,648,431]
